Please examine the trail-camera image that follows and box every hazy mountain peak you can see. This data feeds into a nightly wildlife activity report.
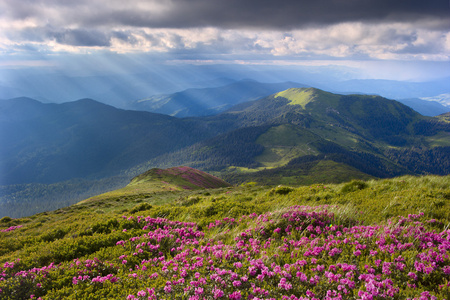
[6,96,43,103]
[0,97,47,122]
[62,98,116,109]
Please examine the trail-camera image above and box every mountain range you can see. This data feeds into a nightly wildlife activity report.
[130,80,309,117]
[1,87,450,217]
[130,79,450,118]
[138,88,450,180]
[3,65,450,111]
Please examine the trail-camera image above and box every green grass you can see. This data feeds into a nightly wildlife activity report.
[254,124,320,167]
[3,174,448,253]
[1,175,448,263]
[274,88,339,109]
[77,182,181,205]
[292,160,375,184]
[222,160,375,186]
[225,166,262,173]
[1,174,449,299]
[274,88,314,108]
[255,147,314,168]
[256,124,320,147]
[309,126,362,149]
[425,131,450,147]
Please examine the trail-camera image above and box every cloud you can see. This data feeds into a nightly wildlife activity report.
[0,0,449,61]
[262,23,450,60]
[2,0,449,30]
[53,29,111,47]
[2,23,449,62]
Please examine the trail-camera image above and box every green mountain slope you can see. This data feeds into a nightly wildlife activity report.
[273,87,421,145]
[2,88,450,217]
[136,88,449,184]
[223,160,375,186]
[0,166,231,218]
[0,98,222,185]
[5,88,446,187]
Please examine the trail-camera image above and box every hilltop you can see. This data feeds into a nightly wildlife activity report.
[78,166,231,205]
[130,166,231,189]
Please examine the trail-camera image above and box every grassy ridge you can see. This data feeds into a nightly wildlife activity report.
[275,88,339,109]
[130,166,231,190]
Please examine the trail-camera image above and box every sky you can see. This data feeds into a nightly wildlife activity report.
[1,0,450,83]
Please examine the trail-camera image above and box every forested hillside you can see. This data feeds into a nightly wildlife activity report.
[0,98,221,185]
[134,88,450,184]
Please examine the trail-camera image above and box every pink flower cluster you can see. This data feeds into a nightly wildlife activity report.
[0,225,23,232]
[122,206,450,299]
[1,206,449,299]
[208,217,237,229]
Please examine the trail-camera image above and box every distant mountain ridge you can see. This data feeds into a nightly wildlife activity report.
[3,65,449,106]
[130,80,309,117]
[4,78,448,118]
[0,98,222,185]
[396,98,449,116]
[129,79,450,118]
[327,77,450,100]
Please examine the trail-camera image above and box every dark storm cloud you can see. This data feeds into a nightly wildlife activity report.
[53,29,111,47]
[99,0,450,30]
[5,25,110,47]
[3,0,449,30]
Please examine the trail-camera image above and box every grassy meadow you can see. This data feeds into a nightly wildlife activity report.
[0,175,449,299]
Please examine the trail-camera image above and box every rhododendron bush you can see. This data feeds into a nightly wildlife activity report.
[1,205,449,299]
